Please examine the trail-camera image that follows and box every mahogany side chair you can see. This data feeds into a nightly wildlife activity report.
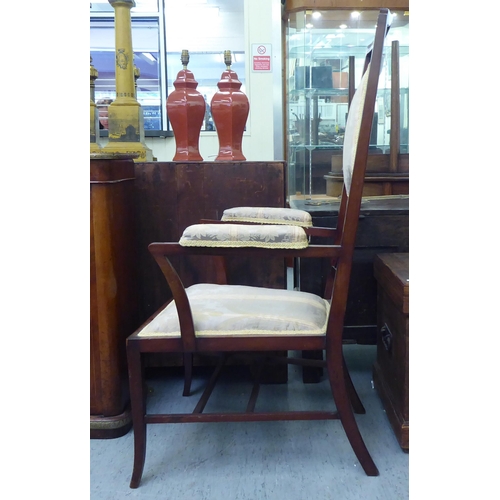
[126,8,392,488]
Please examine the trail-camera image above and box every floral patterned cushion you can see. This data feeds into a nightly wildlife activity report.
[221,207,312,227]
[137,284,329,338]
[179,223,308,249]
[342,62,371,195]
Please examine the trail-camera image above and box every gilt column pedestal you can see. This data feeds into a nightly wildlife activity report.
[90,56,102,153]
[103,0,153,161]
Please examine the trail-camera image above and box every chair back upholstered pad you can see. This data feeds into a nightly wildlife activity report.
[342,64,371,195]
[126,8,392,489]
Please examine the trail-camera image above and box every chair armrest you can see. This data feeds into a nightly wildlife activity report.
[148,242,342,259]
[199,221,338,239]
[221,206,313,227]
[180,223,309,250]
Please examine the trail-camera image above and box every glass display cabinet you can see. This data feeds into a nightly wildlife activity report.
[285,8,409,203]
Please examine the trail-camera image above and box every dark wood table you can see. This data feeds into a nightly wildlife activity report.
[290,195,409,382]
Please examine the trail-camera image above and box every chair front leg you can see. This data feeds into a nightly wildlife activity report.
[127,342,147,488]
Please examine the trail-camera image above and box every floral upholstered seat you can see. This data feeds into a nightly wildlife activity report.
[137,283,328,339]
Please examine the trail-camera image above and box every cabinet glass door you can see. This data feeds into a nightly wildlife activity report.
[285,9,409,202]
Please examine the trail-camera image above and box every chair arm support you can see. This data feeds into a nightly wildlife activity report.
[148,245,197,351]
[304,226,337,238]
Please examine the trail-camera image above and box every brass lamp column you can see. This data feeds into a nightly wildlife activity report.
[90,56,102,152]
[134,62,140,98]
[103,0,153,161]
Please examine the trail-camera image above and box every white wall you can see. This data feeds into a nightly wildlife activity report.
[242,0,283,161]
[135,0,283,162]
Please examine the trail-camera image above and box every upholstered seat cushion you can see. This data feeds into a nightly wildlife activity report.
[137,284,329,338]
[179,223,308,249]
[221,207,313,227]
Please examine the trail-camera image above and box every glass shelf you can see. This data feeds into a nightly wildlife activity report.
[290,88,349,97]
[285,8,409,199]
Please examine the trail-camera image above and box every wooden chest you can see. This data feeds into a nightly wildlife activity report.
[372,253,409,451]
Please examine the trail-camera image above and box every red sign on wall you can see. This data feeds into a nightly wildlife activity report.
[252,44,272,72]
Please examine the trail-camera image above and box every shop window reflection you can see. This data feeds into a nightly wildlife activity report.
[90,0,245,133]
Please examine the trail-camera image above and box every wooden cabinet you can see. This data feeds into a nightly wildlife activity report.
[286,196,408,383]
[133,161,287,323]
[290,196,409,345]
[372,252,409,451]
[90,155,139,438]
[132,161,288,382]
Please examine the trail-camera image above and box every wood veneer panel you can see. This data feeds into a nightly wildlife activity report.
[90,157,138,421]
[133,161,287,322]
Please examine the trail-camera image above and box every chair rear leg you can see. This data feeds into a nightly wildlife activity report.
[301,349,365,413]
[183,353,193,396]
[327,351,378,476]
[127,344,147,488]
[343,353,366,414]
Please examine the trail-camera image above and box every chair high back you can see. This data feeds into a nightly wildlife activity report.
[322,11,390,301]
[126,9,392,489]
[336,17,388,248]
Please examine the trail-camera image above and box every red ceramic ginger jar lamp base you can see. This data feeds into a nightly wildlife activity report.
[210,50,250,161]
[166,50,205,161]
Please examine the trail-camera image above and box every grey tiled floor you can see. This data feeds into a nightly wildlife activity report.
[90,345,409,499]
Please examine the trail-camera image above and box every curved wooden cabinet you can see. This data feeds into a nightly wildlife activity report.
[90,155,139,438]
